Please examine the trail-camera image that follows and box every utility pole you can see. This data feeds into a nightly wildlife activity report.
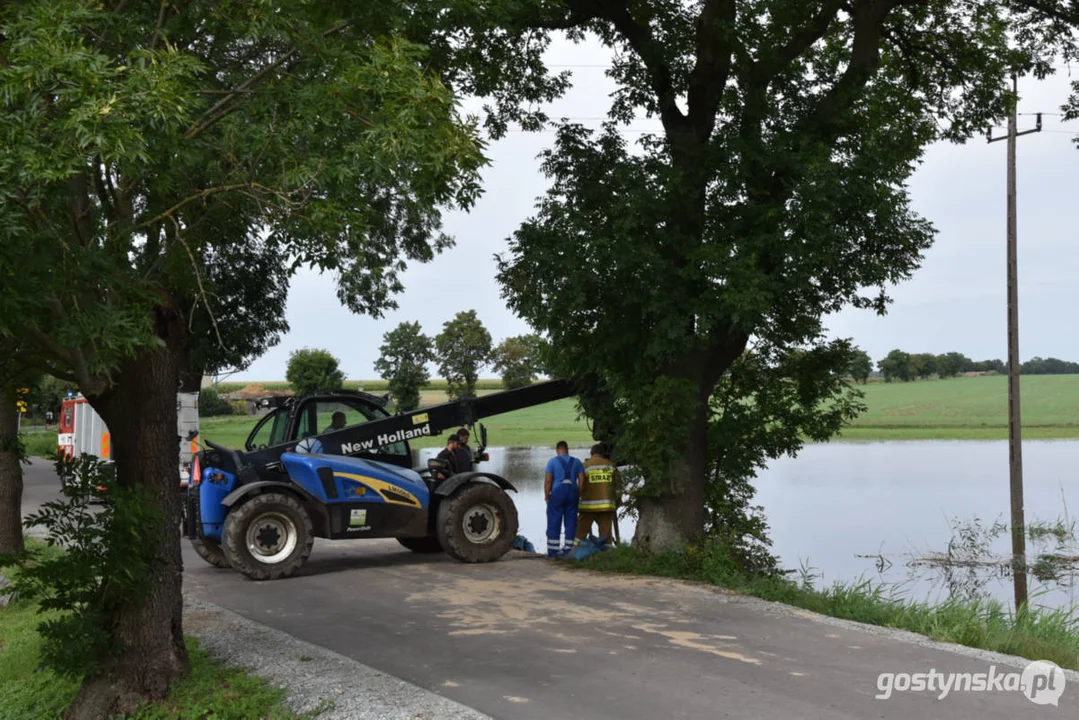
[987,73,1041,612]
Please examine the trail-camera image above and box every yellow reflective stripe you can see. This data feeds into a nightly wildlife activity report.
[580,499,616,510]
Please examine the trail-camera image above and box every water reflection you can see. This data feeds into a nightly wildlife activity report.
[416,440,1079,613]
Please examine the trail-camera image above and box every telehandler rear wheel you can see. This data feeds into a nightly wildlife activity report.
[397,536,444,554]
[437,483,518,563]
[191,537,230,569]
[222,492,313,581]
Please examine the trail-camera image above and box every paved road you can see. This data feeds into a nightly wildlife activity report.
[22,461,1077,719]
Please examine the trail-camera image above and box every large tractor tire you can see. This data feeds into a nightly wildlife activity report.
[397,536,444,554]
[191,537,230,569]
[221,492,313,581]
[436,483,518,563]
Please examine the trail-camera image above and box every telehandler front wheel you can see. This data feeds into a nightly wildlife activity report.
[437,483,518,563]
[222,492,313,581]
[191,537,230,569]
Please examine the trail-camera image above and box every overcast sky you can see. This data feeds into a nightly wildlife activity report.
[229,36,1079,383]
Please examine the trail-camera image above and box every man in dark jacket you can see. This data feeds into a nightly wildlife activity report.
[453,427,474,473]
[434,434,461,481]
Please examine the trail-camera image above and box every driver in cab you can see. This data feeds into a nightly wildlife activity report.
[433,433,462,481]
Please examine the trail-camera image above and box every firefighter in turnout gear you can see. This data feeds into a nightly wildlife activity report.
[575,443,622,546]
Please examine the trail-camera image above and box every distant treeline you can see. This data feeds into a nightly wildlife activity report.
[870,350,1079,382]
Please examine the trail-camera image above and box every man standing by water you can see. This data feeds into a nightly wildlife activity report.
[544,440,585,557]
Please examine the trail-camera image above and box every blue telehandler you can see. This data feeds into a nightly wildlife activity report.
[183,380,579,580]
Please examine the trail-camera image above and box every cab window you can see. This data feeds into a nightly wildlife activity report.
[246,407,289,451]
[295,398,407,456]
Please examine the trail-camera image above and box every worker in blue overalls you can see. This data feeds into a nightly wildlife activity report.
[544,440,585,557]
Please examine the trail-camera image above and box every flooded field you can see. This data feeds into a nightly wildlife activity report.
[417,440,1079,612]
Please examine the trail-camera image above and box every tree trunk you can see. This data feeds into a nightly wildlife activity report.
[64,307,189,720]
[0,394,25,556]
[633,395,710,553]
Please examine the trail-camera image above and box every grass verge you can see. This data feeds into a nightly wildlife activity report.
[0,548,307,720]
[579,544,1079,671]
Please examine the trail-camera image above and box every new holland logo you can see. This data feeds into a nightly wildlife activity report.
[340,423,433,454]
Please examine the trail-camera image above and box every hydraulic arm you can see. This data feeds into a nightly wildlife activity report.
[223,378,579,474]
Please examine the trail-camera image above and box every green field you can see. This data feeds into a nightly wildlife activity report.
[835,374,1079,440]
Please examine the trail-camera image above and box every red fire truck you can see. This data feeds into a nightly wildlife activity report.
[58,392,201,488]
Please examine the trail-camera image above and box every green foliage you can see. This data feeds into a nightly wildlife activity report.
[197,387,233,417]
[1022,357,1079,374]
[848,349,873,384]
[373,321,433,412]
[0,597,306,720]
[876,349,1007,381]
[18,432,56,459]
[0,0,488,395]
[490,0,1078,547]
[285,348,345,397]
[877,349,913,382]
[491,334,544,389]
[0,455,163,680]
[935,351,971,378]
[434,311,492,400]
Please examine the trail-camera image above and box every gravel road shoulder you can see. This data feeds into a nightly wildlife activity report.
[182,594,493,720]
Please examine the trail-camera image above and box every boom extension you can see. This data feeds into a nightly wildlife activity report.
[233,378,579,472]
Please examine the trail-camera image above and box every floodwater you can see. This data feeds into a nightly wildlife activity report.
[416,440,1079,613]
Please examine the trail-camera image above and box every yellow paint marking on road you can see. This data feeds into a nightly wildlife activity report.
[632,624,762,666]
[442,681,460,687]
[504,696,530,703]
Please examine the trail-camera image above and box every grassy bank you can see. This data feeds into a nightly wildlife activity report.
[0,551,306,719]
[580,544,1079,671]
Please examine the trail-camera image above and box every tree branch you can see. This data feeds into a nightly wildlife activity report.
[791,0,902,144]
[567,0,688,133]
[771,0,846,76]
[183,21,351,140]
[131,183,272,234]
[686,0,736,140]
[67,173,93,247]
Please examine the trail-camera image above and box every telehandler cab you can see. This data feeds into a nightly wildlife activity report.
[184,380,578,580]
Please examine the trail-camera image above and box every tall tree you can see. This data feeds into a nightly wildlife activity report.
[286,348,346,396]
[492,333,544,389]
[493,1,1077,550]
[848,349,873,385]
[878,350,912,382]
[374,321,434,412]
[0,389,25,556]
[435,310,492,400]
[0,2,485,716]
